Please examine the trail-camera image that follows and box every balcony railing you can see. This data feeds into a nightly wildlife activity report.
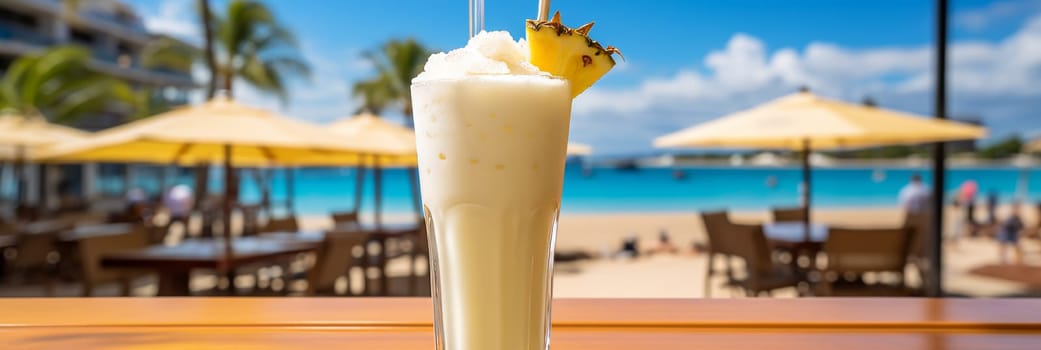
[0,24,57,46]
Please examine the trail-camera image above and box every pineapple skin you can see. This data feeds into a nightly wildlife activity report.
[526,17,617,98]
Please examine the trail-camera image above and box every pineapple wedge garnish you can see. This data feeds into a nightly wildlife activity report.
[526,12,620,98]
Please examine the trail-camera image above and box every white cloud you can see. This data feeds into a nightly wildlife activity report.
[955,0,1041,31]
[573,14,1041,154]
[140,0,201,44]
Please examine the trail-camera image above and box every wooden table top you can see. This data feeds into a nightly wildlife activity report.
[102,237,316,271]
[58,223,135,243]
[258,230,327,243]
[13,219,73,236]
[0,298,1039,349]
[334,222,420,235]
[970,264,1041,288]
[764,221,829,243]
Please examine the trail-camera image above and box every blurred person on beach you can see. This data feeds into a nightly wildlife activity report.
[949,199,965,247]
[163,184,193,235]
[975,190,1001,237]
[123,187,148,222]
[649,229,679,255]
[958,180,979,236]
[617,235,640,259]
[898,173,929,214]
[997,201,1025,265]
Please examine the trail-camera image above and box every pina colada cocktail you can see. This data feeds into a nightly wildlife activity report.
[411,6,619,350]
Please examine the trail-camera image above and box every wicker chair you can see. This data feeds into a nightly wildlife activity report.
[305,230,369,296]
[701,211,744,297]
[78,226,152,296]
[817,227,911,296]
[238,204,264,237]
[728,223,800,297]
[262,216,299,234]
[330,211,360,228]
[771,207,807,222]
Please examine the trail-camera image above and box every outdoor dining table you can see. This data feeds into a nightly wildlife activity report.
[57,223,135,245]
[763,221,829,249]
[1,297,1039,349]
[102,237,318,296]
[12,219,75,236]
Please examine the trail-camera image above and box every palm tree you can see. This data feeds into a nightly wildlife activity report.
[134,36,200,119]
[351,75,393,115]
[211,0,310,103]
[140,35,198,75]
[352,38,431,121]
[0,46,134,124]
[198,0,218,99]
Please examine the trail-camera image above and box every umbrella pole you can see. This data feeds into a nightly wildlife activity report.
[801,139,812,243]
[374,156,383,229]
[14,145,25,216]
[266,168,275,218]
[927,0,949,298]
[222,144,235,294]
[286,167,295,215]
[354,156,366,213]
[159,164,170,198]
[0,161,5,203]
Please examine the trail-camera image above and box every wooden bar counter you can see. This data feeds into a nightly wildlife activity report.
[1,298,1040,349]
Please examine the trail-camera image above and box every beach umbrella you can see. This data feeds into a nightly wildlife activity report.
[567,142,593,156]
[324,112,419,227]
[35,95,379,270]
[654,90,986,240]
[0,113,89,209]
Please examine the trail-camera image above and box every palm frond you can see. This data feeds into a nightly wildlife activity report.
[51,78,134,123]
[355,38,431,119]
[140,37,199,73]
[212,0,309,102]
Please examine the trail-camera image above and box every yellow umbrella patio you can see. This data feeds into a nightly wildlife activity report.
[655,90,986,239]
[36,97,377,166]
[0,113,90,209]
[35,95,378,260]
[0,114,89,149]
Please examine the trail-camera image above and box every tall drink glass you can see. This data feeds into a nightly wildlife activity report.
[411,43,572,350]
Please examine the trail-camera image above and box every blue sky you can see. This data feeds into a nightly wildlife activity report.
[128,0,1041,155]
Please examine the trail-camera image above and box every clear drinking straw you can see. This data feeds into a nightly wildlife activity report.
[538,0,550,21]
[469,0,484,38]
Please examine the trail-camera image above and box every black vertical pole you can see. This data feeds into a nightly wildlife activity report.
[374,156,383,229]
[929,0,948,297]
[286,167,295,214]
[222,144,235,294]
[14,145,26,209]
[801,139,812,242]
[354,155,366,212]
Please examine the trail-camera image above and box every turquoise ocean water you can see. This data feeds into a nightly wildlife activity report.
[106,164,1039,215]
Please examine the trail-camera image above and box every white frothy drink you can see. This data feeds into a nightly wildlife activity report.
[412,31,571,350]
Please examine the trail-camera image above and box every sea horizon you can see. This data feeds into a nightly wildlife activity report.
[97,164,1038,216]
